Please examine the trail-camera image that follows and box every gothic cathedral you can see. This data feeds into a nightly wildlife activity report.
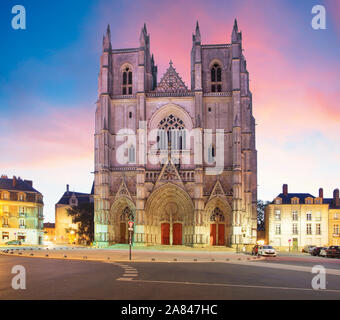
[94,20,257,247]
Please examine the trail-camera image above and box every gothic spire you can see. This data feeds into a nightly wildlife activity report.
[103,24,111,51]
[194,20,201,43]
[232,18,241,43]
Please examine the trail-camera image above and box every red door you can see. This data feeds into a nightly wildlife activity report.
[120,223,126,243]
[210,224,216,245]
[173,223,182,245]
[218,224,225,245]
[161,223,170,245]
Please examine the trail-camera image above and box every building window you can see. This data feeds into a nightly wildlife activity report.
[129,112,132,119]
[274,210,281,221]
[334,213,339,220]
[275,198,281,204]
[19,207,25,217]
[3,216,8,227]
[3,192,9,200]
[292,211,298,221]
[334,224,339,235]
[128,145,136,163]
[315,212,321,221]
[2,232,9,240]
[208,144,215,164]
[291,198,299,204]
[305,198,313,204]
[292,224,298,235]
[275,224,281,235]
[306,223,312,235]
[158,114,186,151]
[122,67,132,95]
[18,193,25,201]
[316,224,321,235]
[211,63,222,92]
[306,212,312,221]
[19,218,25,227]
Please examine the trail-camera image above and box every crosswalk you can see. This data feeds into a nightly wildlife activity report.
[113,263,138,281]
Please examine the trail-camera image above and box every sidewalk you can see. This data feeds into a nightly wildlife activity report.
[0,246,262,263]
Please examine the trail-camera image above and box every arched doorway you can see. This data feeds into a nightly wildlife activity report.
[210,208,225,246]
[145,183,194,245]
[119,206,134,244]
[109,197,135,244]
[205,197,232,247]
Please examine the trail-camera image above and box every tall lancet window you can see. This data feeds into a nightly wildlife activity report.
[157,114,186,151]
[122,67,132,95]
[211,63,222,92]
[128,144,136,163]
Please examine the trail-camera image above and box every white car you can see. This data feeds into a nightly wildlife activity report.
[319,247,328,257]
[258,245,277,257]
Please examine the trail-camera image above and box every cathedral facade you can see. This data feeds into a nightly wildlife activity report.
[94,20,257,247]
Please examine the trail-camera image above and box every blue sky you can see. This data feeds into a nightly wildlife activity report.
[0,0,339,222]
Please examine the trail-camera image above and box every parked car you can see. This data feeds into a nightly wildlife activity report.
[319,247,329,257]
[326,246,340,258]
[258,245,277,257]
[5,240,22,245]
[251,245,259,255]
[302,245,316,253]
[311,247,324,256]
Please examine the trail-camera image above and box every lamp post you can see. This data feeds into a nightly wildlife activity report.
[128,221,134,260]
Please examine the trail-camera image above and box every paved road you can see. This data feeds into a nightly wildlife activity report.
[0,255,339,300]
[259,253,340,270]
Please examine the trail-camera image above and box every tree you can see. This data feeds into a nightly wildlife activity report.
[257,200,270,231]
[67,202,94,245]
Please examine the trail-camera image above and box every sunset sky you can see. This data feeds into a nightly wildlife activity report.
[0,0,339,222]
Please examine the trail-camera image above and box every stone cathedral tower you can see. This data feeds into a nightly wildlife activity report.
[94,20,257,248]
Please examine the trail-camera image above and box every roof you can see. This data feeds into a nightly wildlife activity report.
[272,193,315,204]
[0,177,41,194]
[323,198,340,209]
[44,222,55,228]
[56,191,92,205]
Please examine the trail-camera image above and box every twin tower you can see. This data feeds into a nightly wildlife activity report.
[94,20,257,248]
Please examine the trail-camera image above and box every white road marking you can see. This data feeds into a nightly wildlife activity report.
[118,279,340,293]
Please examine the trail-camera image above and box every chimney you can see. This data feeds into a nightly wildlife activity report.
[66,184,69,194]
[333,189,340,207]
[13,176,17,187]
[319,188,324,199]
[283,184,288,196]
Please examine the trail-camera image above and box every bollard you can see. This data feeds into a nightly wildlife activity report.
[151,258,155,261]
[173,258,177,262]
[46,254,49,257]
[107,257,110,260]
[64,255,67,258]
[211,258,215,262]
[83,256,87,260]
[226,258,229,261]
[194,258,197,262]
[30,253,34,256]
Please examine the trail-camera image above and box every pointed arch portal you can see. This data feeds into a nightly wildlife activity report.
[145,183,194,245]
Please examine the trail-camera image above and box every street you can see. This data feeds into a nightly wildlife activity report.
[0,253,340,300]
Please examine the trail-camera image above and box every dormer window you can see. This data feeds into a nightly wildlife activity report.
[275,198,282,205]
[122,67,132,95]
[211,63,222,92]
[291,198,299,204]
[18,193,25,201]
[305,198,313,204]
